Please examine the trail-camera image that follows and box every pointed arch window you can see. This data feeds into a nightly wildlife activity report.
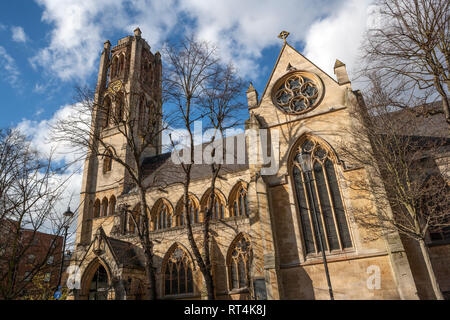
[128,205,141,235]
[176,196,199,227]
[201,190,225,220]
[115,94,124,122]
[230,183,249,217]
[163,245,194,296]
[103,149,112,174]
[101,198,108,217]
[93,199,101,218]
[291,137,352,255]
[157,203,171,230]
[111,56,119,79]
[109,196,116,216]
[102,97,112,129]
[228,235,252,290]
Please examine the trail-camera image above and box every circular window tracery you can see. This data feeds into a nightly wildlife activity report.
[272,72,323,114]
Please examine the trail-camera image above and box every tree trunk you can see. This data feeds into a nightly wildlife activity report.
[138,188,157,300]
[433,77,450,125]
[418,239,444,300]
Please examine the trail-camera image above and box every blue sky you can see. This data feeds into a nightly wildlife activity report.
[0,0,374,128]
[0,0,373,218]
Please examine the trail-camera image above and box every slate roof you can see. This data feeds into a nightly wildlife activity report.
[139,134,250,190]
[106,236,145,269]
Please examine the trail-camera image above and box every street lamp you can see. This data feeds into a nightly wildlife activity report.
[55,206,74,296]
[297,151,334,300]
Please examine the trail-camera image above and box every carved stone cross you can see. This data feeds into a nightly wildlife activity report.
[278,31,290,43]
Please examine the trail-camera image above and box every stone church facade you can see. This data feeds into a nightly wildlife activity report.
[68,29,449,300]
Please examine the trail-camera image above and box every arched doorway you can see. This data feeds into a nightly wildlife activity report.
[88,265,109,300]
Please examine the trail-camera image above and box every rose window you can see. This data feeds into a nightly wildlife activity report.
[272,72,322,114]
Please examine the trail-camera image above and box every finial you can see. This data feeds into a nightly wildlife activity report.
[134,27,142,37]
[247,82,256,93]
[278,31,290,44]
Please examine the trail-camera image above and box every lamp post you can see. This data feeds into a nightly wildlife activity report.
[55,207,74,295]
[298,151,334,300]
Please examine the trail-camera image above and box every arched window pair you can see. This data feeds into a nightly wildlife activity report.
[92,196,116,218]
[291,137,352,255]
[163,244,194,296]
[101,94,124,129]
[111,54,126,79]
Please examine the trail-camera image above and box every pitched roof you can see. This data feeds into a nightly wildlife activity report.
[373,101,449,138]
[106,236,145,269]
[139,134,249,190]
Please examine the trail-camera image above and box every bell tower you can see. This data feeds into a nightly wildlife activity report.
[76,28,162,245]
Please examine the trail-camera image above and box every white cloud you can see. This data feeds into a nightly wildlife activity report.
[11,26,28,43]
[303,0,372,83]
[0,46,21,87]
[32,0,347,81]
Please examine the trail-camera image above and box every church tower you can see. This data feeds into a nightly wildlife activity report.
[76,28,162,245]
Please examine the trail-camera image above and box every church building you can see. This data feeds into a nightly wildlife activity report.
[68,28,449,300]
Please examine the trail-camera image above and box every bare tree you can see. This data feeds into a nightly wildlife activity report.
[339,75,449,300]
[362,0,450,124]
[51,82,169,299]
[163,38,245,299]
[0,129,74,300]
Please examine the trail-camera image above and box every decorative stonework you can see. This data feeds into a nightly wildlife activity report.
[271,71,323,115]
[107,80,123,95]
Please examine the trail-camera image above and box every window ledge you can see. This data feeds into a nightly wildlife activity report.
[228,287,250,295]
[162,293,199,300]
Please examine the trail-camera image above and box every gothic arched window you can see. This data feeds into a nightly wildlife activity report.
[163,245,194,296]
[151,199,173,231]
[229,183,249,217]
[175,195,199,227]
[102,97,111,128]
[227,234,252,290]
[93,199,101,218]
[128,205,141,235]
[115,94,124,122]
[111,56,119,79]
[109,196,116,216]
[101,197,108,217]
[118,54,125,76]
[103,149,112,174]
[201,189,225,220]
[291,137,352,255]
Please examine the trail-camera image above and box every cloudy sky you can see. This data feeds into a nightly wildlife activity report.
[0,0,374,222]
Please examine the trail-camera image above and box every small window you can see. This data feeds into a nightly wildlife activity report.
[103,149,112,174]
[47,256,54,265]
[44,272,51,282]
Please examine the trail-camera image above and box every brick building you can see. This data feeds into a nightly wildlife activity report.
[0,219,65,299]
